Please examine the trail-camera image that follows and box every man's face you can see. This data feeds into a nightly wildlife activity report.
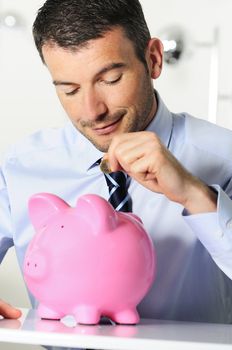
[42,28,156,152]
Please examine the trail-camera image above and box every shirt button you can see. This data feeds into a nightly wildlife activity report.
[226,219,232,229]
[215,230,223,237]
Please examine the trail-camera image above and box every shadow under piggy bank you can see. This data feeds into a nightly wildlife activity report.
[23,193,156,325]
[36,317,138,337]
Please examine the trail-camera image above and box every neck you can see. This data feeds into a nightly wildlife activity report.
[144,92,158,130]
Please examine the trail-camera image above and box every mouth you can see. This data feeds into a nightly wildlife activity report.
[92,116,123,136]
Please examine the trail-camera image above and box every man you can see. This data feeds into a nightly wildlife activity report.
[1,0,232,325]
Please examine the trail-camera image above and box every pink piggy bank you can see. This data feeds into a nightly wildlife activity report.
[23,193,156,324]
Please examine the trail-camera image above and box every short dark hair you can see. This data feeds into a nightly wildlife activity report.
[33,0,151,66]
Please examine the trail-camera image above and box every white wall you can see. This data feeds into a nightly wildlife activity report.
[0,0,66,155]
[143,0,232,128]
[0,1,232,348]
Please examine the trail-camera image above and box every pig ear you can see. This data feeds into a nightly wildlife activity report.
[75,194,117,233]
[28,193,69,231]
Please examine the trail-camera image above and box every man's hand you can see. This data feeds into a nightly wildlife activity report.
[106,131,217,214]
[0,299,22,319]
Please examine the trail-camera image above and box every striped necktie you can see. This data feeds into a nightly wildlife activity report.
[104,171,132,212]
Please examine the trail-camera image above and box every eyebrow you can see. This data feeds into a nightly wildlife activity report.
[53,62,126,86]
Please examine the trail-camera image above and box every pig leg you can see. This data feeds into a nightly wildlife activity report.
[113,308,140,324]
[73,305,101,324]
[38,303,64,320]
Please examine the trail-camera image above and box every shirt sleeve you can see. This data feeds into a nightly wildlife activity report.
[183,184,232,279]
[0,168,14,264]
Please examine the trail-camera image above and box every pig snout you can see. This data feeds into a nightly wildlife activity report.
[24,251,47,280]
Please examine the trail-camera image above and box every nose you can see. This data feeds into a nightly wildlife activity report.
[24,251,47,280]
[81,88,108,121]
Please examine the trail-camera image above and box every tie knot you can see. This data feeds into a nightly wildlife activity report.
[104,171,132,212]
[94,158,132,212]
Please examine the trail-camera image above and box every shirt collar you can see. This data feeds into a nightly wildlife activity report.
[65,91,173,173]
[146,90,173,147]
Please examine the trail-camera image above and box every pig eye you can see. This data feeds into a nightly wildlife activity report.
[61,225,64,229]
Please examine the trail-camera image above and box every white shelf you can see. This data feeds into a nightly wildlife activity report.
[0,308,232,349]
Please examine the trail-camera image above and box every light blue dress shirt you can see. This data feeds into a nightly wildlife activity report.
[1,93,232,324]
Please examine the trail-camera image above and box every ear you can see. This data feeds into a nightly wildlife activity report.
[145,38,163,80]
[75,194,118,234]
[28,193,69,231]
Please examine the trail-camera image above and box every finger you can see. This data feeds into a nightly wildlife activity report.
[107,133,138,171]
[114,144,147,173]
[107,141,123,172]
[0,300,22,319]
[128,153,157,180]
[108,132,156,171]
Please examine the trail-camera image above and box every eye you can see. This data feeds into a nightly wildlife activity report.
[65,88,79,96]
[104,74,122,85]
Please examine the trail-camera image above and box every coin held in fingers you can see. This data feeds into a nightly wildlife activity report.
[100,158,112,174]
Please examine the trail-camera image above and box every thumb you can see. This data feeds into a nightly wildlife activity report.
[0,300,22,319]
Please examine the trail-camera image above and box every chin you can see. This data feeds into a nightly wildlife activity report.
[87,136,111,153]
[93,141,110,153]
